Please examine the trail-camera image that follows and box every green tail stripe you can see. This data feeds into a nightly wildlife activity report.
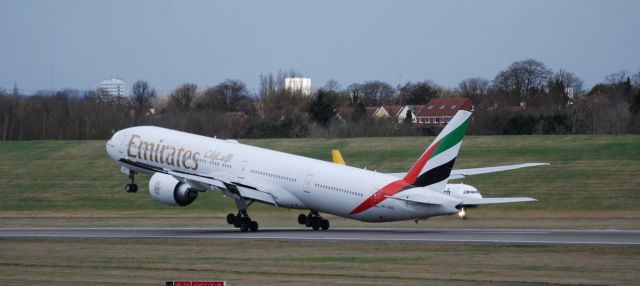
[432,117,471,158]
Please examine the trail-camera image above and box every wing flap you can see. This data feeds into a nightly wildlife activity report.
[166,170,227,189]
[236,186,278,206]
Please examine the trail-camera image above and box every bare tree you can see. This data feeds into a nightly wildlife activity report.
[194,80,254,115]
[257,72,310,137]
[323,79,341,92]
[217,79,250,112]
[632,70,640,88]
[605,70,629,85]
[457,78,489,103]
[545,70,584,110]
[131,80,155,107]
[398,81,439,105]
[195,87,227,112]
[130,80,156,123]
[493,59,552,108]
[169,83,198,111]
[259,70,303,98]
[353,80,395,106]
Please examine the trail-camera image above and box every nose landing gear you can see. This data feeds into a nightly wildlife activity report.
[125,171,138,193]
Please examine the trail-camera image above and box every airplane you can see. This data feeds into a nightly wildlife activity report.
[106,110,543,232]
[330,149,547,219]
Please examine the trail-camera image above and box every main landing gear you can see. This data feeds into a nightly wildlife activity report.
[298,211,329,231]
[125,171,138,193]
[226,199,259,232]
[226,211,258,232]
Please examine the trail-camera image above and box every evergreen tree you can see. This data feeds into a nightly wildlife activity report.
[309,89,337,127]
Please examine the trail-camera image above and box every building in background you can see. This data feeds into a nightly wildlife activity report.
[414,98,473,126]
[376,105,413,123]
[284,77,312,96]
[100,78,126,97]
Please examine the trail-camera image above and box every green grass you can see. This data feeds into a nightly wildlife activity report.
[1,239,638,286]
[1,137,639,285]
[0,135,639,215]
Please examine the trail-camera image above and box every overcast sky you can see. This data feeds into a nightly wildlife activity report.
[1,0,639,95]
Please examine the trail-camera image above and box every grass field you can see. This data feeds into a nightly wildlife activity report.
[1,135,639,228]
[1,239,639,286]
[1,136,639,285]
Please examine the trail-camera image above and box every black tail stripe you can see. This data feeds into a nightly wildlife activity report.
[412,158,457,187]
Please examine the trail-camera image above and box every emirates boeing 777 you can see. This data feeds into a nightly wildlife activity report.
[106,110,543,232]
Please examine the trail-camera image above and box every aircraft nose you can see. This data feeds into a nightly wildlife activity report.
[106,134,119,160]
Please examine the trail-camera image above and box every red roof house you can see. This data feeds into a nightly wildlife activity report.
[414,98,473,125]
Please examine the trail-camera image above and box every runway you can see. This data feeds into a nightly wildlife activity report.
[1,227,639,245]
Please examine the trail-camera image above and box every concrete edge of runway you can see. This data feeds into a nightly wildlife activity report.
[1,227,639,246]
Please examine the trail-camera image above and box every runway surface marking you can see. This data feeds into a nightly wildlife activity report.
[1,228,639,245]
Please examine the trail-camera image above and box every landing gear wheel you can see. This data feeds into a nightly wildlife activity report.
[249,221,259,232]
[125,172,137,193]
[297,214,307,225]
[304,211,329,231]
[231,199,260,232]
[226,213,236,225]
[311,219,320,231]
[125,184,138,193]
[320,219,330,230]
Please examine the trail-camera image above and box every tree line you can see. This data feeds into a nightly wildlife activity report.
[1,59,640,140]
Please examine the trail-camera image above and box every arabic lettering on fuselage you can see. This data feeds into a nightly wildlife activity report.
[204,151,234,163]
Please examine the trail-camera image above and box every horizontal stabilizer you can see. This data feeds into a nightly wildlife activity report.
[462,197,537,205]
[449,163,549,179]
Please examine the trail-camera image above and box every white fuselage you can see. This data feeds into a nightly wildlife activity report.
[106,126,461,222]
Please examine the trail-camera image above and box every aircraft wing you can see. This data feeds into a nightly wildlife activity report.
[166,169,278,206]
[119,158,278,206]
[386,163,549,179]
[462,197,537,206]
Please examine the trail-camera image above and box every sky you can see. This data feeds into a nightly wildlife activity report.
[1,0,639,95]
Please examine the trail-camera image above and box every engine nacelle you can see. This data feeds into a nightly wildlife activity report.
[148,173,198,206]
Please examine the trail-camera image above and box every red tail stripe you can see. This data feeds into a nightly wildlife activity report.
[350,139,442,215]
[350,179,410,215]
[403,140,440,184]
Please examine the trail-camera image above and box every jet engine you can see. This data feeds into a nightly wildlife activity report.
[148,173,198,206]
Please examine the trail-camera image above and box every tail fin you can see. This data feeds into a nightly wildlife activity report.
[332,149,346,165]
[403,110,472,192]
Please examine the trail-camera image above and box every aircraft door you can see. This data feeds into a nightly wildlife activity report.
[303,173,314,194]
[238,160,248,181]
